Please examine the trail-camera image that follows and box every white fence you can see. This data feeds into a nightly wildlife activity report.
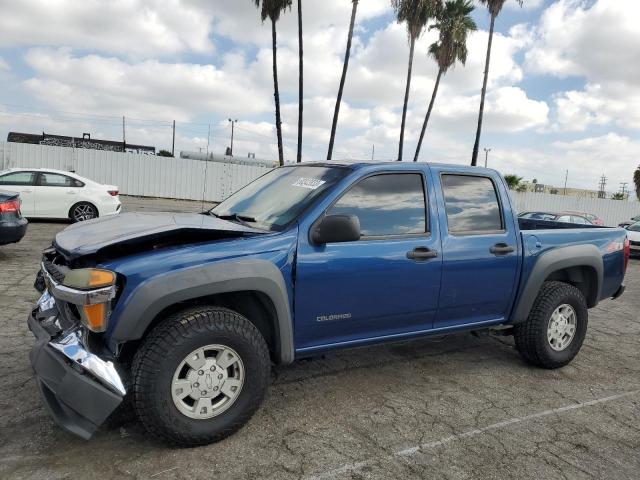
[1,141,638,225]
[0,141,275,203]
[512,191,639,226]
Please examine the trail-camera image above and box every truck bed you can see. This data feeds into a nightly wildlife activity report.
[518,218,607,231]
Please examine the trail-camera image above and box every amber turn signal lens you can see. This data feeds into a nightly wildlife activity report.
[82,303,107,332]
[63,268,116,289]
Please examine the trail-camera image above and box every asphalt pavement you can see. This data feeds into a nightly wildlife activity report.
[1,196,638,479]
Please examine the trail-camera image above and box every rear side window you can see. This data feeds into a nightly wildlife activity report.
[329,173,426,237]
[39,173,79,187]
[0,171,36,186]
[441,174,503,234]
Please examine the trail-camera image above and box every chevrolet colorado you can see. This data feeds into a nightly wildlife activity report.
[28,162,629,446]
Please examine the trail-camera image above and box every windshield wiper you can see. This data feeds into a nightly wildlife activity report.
[211,211,258,227]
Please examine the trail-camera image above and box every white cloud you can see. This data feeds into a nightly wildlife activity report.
[0,57,9,72]
[504,0,544,10]
[526,0,640,82]
[22,48,272,121]
[0,0,214,56]
[525,0,640,132]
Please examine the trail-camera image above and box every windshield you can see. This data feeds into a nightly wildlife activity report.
[210,165,348,231]
[628,222,640,232]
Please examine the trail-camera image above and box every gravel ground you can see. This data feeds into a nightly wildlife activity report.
[1,196,639,480]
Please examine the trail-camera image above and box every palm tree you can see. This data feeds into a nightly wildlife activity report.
[414,0,475,162]
[634,165,640,200]
[470,0,523,166]
[296,0,303,163]
[327,0,359,160]
[254,0,292,166]
[503,174,523,190]
[392,0,442,161]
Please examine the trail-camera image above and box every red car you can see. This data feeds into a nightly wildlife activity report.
[560,211,605,226]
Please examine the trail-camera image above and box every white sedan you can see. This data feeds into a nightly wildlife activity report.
[0,168,121,222]
[626,221,640,257]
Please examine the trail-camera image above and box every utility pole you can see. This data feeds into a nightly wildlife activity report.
[171,120,176,157]
[483,148,491,168]
[228,118,238,156]
[620,182,628,199]
[371,144,375,161]
[563,169,568,195]
[122,116,126,151]
[598,174,607,199]
[202,123,212,212]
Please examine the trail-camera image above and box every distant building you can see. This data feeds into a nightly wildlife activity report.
[519,180,602,198]
[7,131,155,154]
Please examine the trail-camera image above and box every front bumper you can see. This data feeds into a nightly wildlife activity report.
[28,292,125,439]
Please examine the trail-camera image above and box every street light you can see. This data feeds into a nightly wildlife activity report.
[228,118,238,156]
[483,148,491,168]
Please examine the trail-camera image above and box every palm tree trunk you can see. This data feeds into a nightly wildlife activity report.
[271,17,284,166]
[296,0,303,163]
[414,68,443,162]
[471,13,495,166]
[398,35,416,162]
[327,0,358,160]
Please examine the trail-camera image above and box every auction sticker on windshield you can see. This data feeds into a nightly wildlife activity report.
[292,178,326,190]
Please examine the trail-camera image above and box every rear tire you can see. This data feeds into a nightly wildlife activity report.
[132,306,270,446]
[514,281,588,369]
[69,202,98,222]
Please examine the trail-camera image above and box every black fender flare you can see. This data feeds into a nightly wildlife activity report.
[510,244,603,324]
[110,259,294,364]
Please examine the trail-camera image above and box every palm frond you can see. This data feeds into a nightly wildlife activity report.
[391,0,442,40]
[429,0,476,71]
[254,0,293,22]
[478,0,522,17]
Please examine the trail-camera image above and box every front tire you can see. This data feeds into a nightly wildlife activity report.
[132,306,271,446]
[514,281,588,369]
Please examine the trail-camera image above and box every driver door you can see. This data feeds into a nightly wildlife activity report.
[294,171,442,353]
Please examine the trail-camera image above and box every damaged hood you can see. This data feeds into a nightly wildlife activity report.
[54,212,265,260]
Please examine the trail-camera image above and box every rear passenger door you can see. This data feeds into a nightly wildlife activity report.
[35,172,82,218]
[432,168,520,329]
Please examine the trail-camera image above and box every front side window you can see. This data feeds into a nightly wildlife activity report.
[328,173,426,237]
[39,173,76,187]
[0,171,36,186]
[211,166,348,231]
[441,174,503,234]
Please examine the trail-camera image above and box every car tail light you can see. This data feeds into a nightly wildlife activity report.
[108,190,119,197]
[623,237,630,274]
[0,199,20,213]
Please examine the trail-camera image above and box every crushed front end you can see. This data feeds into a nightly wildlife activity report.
[28,249,126,439]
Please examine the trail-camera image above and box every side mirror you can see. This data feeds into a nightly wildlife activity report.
[310,214,361,244]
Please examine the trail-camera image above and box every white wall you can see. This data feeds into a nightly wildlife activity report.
[511,191,639,226]
[2,141,637,225]
[0,141,274,203]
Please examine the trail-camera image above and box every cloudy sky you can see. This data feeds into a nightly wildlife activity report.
[0,0,638,192]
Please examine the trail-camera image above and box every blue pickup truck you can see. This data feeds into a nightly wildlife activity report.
[28,162,629,446]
